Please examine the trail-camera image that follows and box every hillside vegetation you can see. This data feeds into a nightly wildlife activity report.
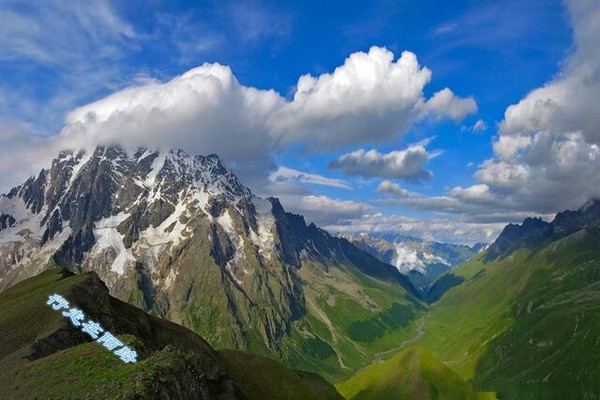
[0,268,342,399]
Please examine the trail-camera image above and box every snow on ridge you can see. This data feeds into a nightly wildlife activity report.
[92,212,135,275]
[164,267,178,289]
[216,209,238,244]
[0,195,46,242]
[216,209,248,283]
[68,151,93,186]
[225,260,243,285]
[144,152,167,188]
[139,196,188,248]
[392,242,450,274]
[249,197,275,260]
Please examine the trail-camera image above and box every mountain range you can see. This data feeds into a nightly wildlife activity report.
[0,145,420,381]
[340,233,486,297]
[2,145,600,399]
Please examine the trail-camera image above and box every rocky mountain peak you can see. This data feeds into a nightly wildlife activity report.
[0,144,420,375]
[0,144,259,284]
[486,199,600,260]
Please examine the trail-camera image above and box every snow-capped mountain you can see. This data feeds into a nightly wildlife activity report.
[341,233,486,293]
[0,145,419,376]
[0,146,254,287]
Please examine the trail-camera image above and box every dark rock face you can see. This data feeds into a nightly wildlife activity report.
[486,199,600,260]
[486,218,552,259]
[553,198,600,235]
[0,214,15,231]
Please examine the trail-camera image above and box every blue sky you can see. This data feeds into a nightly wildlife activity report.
[2,0,599,244]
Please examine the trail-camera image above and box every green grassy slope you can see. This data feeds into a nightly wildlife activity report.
[0,269,342,399]
[474,228,600,396]
[219,349,344,400]
[281,259,423,381]
[337,347,493,400]
[419,228,600,396]
[418,249,535,379]
[340,227,600,399]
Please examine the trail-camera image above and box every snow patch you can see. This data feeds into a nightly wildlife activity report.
[0,196,45,242]
[164,267,178,289]
[139,198,187,248]
[68,151,93,185]
[249,198,275,260]
[144,152,166,187]
[393,242,449,274]
[93,212,135,275]
[225,261,243,285]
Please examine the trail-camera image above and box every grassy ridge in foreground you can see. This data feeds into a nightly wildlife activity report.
[337,347,495,400]
[0,268,343,399]
[219,349,343,400]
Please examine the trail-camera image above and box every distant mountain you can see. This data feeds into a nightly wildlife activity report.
[0,145,420,380]
[486,198,600,260]
[340,233,486,295]
[0,268,343,399]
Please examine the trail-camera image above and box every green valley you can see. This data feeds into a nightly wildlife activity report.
[339,203,600,399]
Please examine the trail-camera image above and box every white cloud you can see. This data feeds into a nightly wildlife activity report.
[278,195,372,226]
[0,119,50,190]
[0,0,145,164]
[473,0,600,213]
[0,46,476,193]
[271,46,476,149]
[224,0,292,43]
[461,119,488,133]
[269,166,351,189]
[328,140,440,181]
[0,0,134,65]
[325,212,504,245]
[432,22,458,36]
[277,193,504,244]
[389,0,600,219]
[473,119,488,132]
[419,88,477,122]
[375,179,554,224]
[53,63,282,188]
[376,180,419,197]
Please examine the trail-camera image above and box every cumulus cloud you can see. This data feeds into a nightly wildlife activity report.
[388,0,600,219]
[328,140,440,181]
[473,0,600,213]
[419,88,477,122]
[271,46,476,149]
[269,166,351,189]
[376,180,419,197]
[0,46,476,193]
[59,63,284,186]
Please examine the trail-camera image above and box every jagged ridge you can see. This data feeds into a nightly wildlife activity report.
[0,145,421,380]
